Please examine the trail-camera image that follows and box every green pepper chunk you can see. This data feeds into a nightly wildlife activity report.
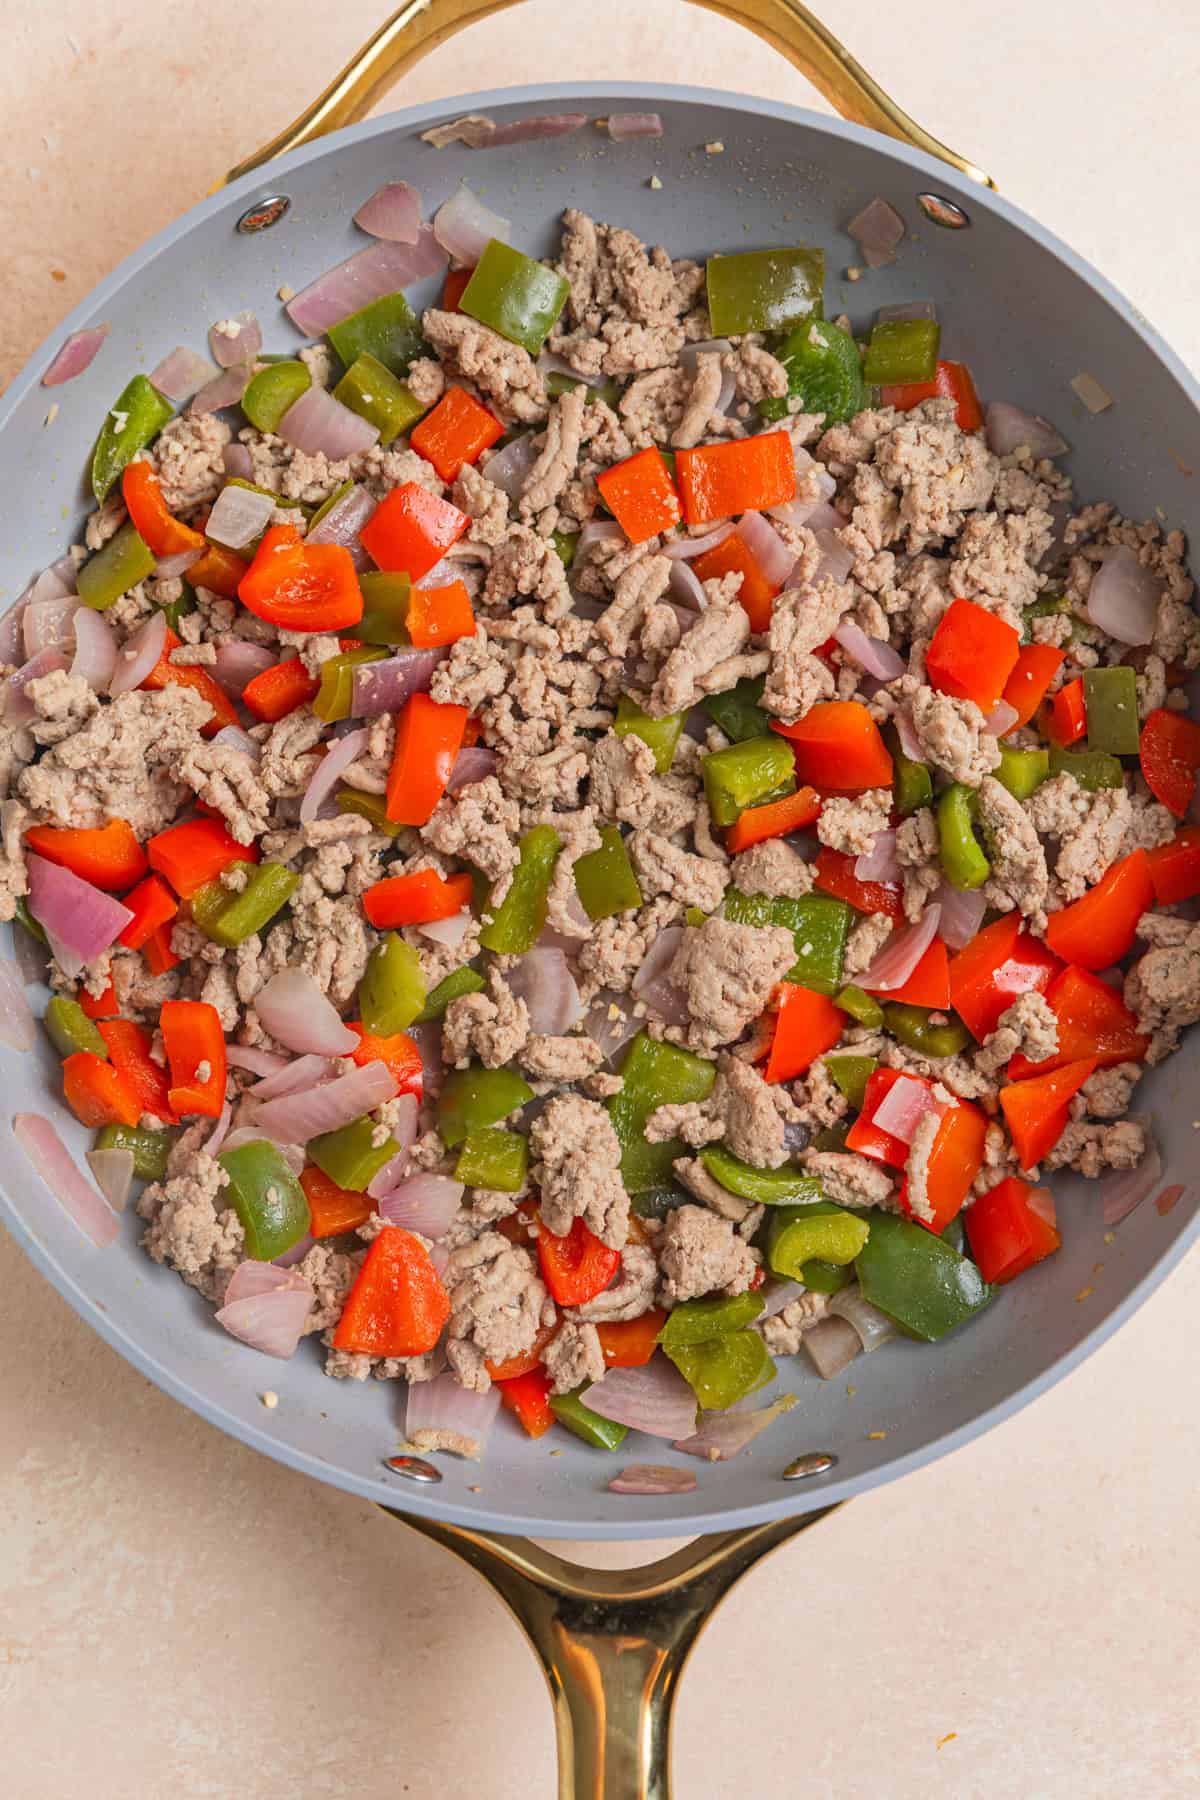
[608,1032,716,1192]
[861,318,940,386]
[855,1209,993,1341]
[759,319,865,425]
[835,984,885,1028]
[454,1128,529,1193]
[658,1291,764,1350]
[706,246,824,336]
[479,824,561,953]
[724,889,851,995]
[95,1122,172,1183]
[218,1140,311,1259]
[823,1053,877,1110]
[13,898,46,945]
[355,570,413,647]
[359,934,426,1035]
[766,1201,871,1280]
[336,788,405,837]
[90,375,174,502]
[549,1389,629,1450]
[77,521,157,611]
[545,371,621,407]
[1082,666,1140,754]
[551,528,579,569]
[702,735,796,827]
[666,1329,774,1410]
[797,1258,853,1295]
[614,695,685,774]
[44,995,109,1059]
[416,965,487,1022]
[883,1002,971,1058]
[313,646,387,722]
[886,726,933,817]
[438,1065,535,1148]
[1022,590,1071,634]
[698,1144,823,1207]
[573,825,643,921]
[157,588,196,634]
[629,1185,691,1221]
[460,240,570,357]
[937,784,989,890]
[308,1119,398,1194]
[812,1121,851,1152]
[241,360,312,433]
[333,352,426,445]
[995,746,1050,800]
[328,292,425,378]
[305,481,355,537]
[1047,745,1124,791]
[940,1214,967,1257]
[702,675,770,744]
[191,862,299,948]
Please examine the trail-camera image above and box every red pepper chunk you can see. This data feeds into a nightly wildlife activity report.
[359,481,468,583]
[239,525,363,632]
[1002,645,1065,730]
[675,432,795,527]
[78,979,119,1020]
[948,912,1061,1041]
[159,999,226,1119]
[486,1320,558,1384]
[1007,964,1147,1080]
[966,1177,1062,1284]
[144,922,181,975]
[899,1100,987,1234]
[812,847,905,919]
[140,625,241,735]
[771,702,893,793]
[690,531,779,633]
[299,1164,374,1239]
[1139,707,1200,817]
[1043,850,1154,971]
[345,1023,423,1096]
[406,579,476,648]
[1146,825,1200,904]
[121,461,206,558]
[1000,1058,1099,1170]
[63,1053,141,1129]
[385,692,469,826]
[362,867,473,927]
[147,817,256,900]
[880,360,984,433]
[97,1018,178,1124]
[763,983,844,1084]
[725,784,821,853]
[596,1310,668,1368]
[870,937,950,1009]
[117,874,178,952]
[332,1226,451,1357]
[596,446,682,544]
[24,819,146,891]
[846,1067,932,1169]
[410,385,503,482]
[925,598,1021,714]
[536,1215,621,1307]
[495,1367,556,1439]
[242,656,320,723]
[1043,677,1087,747]
[185,541,250,600]
[442,267,474,313]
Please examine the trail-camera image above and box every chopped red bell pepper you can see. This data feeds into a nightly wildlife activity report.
[362,867,473,928]
[97,1018,178,1124]
[143,921,181,975]
[1007,963,1148,1080]
[24,818,147,891]
[596,446,682,544]
[925,598,1021,714]
[160,998,226,1118]
[675,431,796,527]
[184,541,251,600]
[359,481,469,583]
[724,784,821,853]
[121,461,206,558]
[1043,849,1154,971]
[1042,677,1087,747]
[242,656,320,722]
[238,524,363,632]
[406,579,476,649]
[1000,1057,1099,1169]
[1146,825,1200,904]
[771,701,894,793]
[898,1098,987,1234]
[536,1214,621,1307]
[485,1320,558,1383]
[596,1310,668,1368]
[1139,707,1200,817]
[410,385,503,482]
[442,267,474,313]
[1002,644,1066,730]
[331,1226,451,1356]
[880,360,984,433]
[869,936,950,1009]
[299,1164,373,1239]
[495,1366,555,1439]
[845,1066,933,1169]
[689,530,780,633]
[762,982,845,1084]
[948,912,1061,1040]
[62,1052,141,1129]
[966,1176,1062,1284]
[345,1022,423,1096]
[385,691,469,826]
[78,979,119,1020]
[140,625,240,735]
[117,874,178,952]
[147,816,256,899]
[812,846,905,919]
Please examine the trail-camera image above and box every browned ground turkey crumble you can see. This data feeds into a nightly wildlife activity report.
[11,203,1198,1423]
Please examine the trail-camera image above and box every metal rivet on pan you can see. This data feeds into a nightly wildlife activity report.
[383,1454,442,1484]
[916,193,970,230]
[782,1451,838,1481]
[236,195,291,234]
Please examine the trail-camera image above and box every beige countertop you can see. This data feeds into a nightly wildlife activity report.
[2,2,1199,1794]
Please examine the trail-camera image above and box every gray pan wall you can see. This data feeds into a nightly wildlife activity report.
[0,84,1196,1538]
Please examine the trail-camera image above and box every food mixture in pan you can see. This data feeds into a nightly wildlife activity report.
[7,177,1199,1478]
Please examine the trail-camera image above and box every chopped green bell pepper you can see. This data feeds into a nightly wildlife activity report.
[359,934,426,1035]
[759,319,865,424]
[702,675,770,744]
[454,1128,529,1193]
[550,1389,628,1450]
[666,1328,774,1410]
[90,375,174,502]
[1048,745,1124,790]
[766,1201,871,1280]
[855,1209,992,1341]
[995,746,1050,800]
[190,861,299,948]
[479,824,561,953]
[630,1184,692,1221]
[614,694,685,773]
[823,1053,877,1110]
[658,1291,764,1350]
[416,965,487,1022]
[702,735,796,827]
[77,521,157,610]
[355,570,412,647]
[336,788,405,837]
[551,528,579,569]
[887,727,933,817]
[460,240,569,357]
[95,1122,172,1183]
[940,1214,968,1257]
[861,317,940,386]
[883,1002,971,1058]
[44,995,108,1060]
[328,292,425,379]
[798,1258,853,1295]
[574,825,643,921]
[313,646,386,722]
[698,1144,822,1207]
[218,1139,311,1259]
[724,889,852,995]
[1082,666,1140,754]
[157,588,196,634]
[1022,590,1071,633]
[706,246,824,337]
[608,1032,716,1192]
[241,360,312,433]
[812,1121,851,1152]
[333,352,426,445]
[545,371,621,407]
[438,1065,535,1148]
[835,984,885,1028]
[937,784,989,890]
[13,898,46,944]
[308,1118,397,1194]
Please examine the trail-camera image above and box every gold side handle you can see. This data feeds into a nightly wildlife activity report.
[222,0,994,190]
[385,1505,839,1800]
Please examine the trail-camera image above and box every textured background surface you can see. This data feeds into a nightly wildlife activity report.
[2,2,1199,1795]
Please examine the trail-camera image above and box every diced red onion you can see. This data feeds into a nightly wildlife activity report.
[828,1285,898,1352]
[1086,546,1161,647]
[206,482,276,550]
[680,337,733,374]
[985,699,1020,737]
[250,1053,336,1101]
[582,1356,698,1439]
[211,639,277,699]
[220,1127,305,1174]
[42,324,111,387]
[406,1373,500,1459]
[668,558,708,611]
[446,746,498,792]
[854,827,901,886]
[576,521,627,558]
[277,385,379,458]
[151,346,219,403]
[251,1059,398,1144]
[479,433,540,500]
[208,311,262,369]
[222,444,254,483]
[433,184,511,266]
[14,1114,120,1248]
[0,957,35,1051]
[223,1260,310,1305]
[631,925,690,1026]
[417,909,475,950]
[984,402,1069,460]
[273,1232,315,1268]
[285,230,449,336]
[759,1278,804,1319]
[582,988,641,1061]
[200,1099,234,1158]
[812,528,855,586]
[108,609,167,697]
[153,546,204,580]
[85,1145,135,1212]
[506,947,583,1035]
[673,1393,797,1462]
[354,180,423,244]
[24,592,77,656]
[662,523,733,561]
[607,112,664,141]
[875,300,937,324]
[609,1463,698,1493]
[299,726,368,824]
[189,362,253,416]
[212,724,261,763]
[69,607,117,693]
[226,1045,291,1078]
[3,649,68,723]
[893,707,924,762]
[535,352,610,390]
[364,1094,420,1182]
[933,879,987,952]
[769,489,839,533]
[871,1074,940,1145]
[834,618,905,681]
[0,598,28,664]
[215,1266,314,1358]
[423,112,587,150]
[255,968,359,1056]
[859,903,941,992]
[803,1314,862,1379]
[847,196,905,269]
[736,511,796,589]
[351,650,444,718]
[26,853,132,966]
[306,483,377,564]
[1101,1139,1162,1226]
[376,1173,464,1237]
